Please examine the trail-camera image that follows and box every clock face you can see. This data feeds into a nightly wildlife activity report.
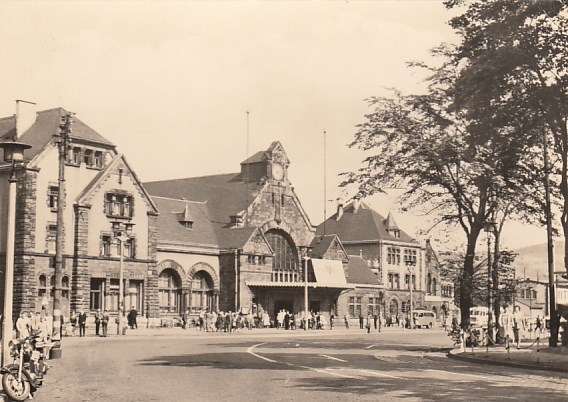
[272,163,285,180]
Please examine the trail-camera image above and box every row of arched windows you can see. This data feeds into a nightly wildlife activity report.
[38,274,69,300]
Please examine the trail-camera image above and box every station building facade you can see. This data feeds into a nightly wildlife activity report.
[0,106,159,322]
[1,104,450,327]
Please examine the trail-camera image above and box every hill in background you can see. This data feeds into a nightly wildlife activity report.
[514,241,565,281]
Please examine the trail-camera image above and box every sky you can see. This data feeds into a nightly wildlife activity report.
[0,0,552,251]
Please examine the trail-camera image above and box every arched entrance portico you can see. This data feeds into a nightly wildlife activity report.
[157,260,188,316]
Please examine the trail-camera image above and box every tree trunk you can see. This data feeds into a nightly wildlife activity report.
[460,227,482,329]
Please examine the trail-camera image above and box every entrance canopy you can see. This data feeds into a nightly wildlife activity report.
[310,259,348,286]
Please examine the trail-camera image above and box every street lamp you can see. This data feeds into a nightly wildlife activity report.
[303,256,310,331]
[111,221,134,335]
[405,257,416,329]
[1,139,31,365]
[484,221,496,344]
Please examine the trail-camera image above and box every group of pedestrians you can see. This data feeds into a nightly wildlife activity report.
[15,309,53,341]
[189,309,255,332]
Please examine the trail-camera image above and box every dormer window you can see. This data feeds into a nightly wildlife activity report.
[179,202,193,229]
[94,151,103,168]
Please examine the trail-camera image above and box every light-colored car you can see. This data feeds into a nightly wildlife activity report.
[413,311,436,329]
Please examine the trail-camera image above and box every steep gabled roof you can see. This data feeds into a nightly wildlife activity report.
[315,202,417,244]
[75,154,158,214]
[0,108,114,162]
[384,212,400,231]
[346,255,380,285]
[309,234,348,262]
[144,173,263,226]
[152,196,218,247]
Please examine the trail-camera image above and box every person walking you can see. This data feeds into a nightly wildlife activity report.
[78,310,87,337]
[95,309,102,336]
[16,311,30,339]
[373,313,378,330]
[128,307,138,329]
[344,313,350,329]
[359,313,364,329]
[101,310,109,337]
[70,310,77,336]
[330,313,334,330]
[366,313,372,333]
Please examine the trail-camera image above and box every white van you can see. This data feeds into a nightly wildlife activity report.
[413,311,436,329]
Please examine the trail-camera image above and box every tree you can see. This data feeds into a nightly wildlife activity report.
[445,0,568,345]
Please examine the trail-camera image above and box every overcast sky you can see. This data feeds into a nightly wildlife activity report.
[0,1,551,250]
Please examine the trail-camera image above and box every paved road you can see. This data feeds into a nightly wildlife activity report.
[30,329,568,401]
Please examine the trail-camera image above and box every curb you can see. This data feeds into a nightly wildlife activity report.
[447,348,568,374]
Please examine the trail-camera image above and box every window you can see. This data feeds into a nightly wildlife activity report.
[122,238,136,259]
[159,269,181,312]
[405,274,415,290]
[84,149,94,166]
[101,235,112,257]
[38,275,48,298]
[90,278,105,311]
[394,274,400,289]
[125,280,144,314]
[404,249,417,265]
[94,151,103,168]
[107,279,120,312]
[191,272,213,313]
[105,193,134,218]
[62,276,69,299]
[66,146,81,165]
[368,297,381,315]
[265,229,298,280]
[389,299,399,317]
[401,301,408,314]
[48,186,59,210]
[50,275,55,298]
[281,194,285,207]
[387,247,401,265]
[348,296,362,318]
[46,224,57,253]
[432,278,437,295]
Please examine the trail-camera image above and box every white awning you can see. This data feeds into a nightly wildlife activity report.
[310,259,347,286]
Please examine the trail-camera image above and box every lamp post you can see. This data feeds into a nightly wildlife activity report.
[111,221,134,335]
[484,221,496,344]
[1,139,31,366]
[528,286,533,339]
[405,258,416,329]
[303,256,310,331]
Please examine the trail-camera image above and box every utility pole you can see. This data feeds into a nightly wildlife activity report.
[53,111,73,345]
[542,126,558,347]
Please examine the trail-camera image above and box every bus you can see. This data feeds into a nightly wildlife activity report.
[470,306,488,329]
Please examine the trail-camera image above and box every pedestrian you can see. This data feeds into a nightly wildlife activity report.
[16,311,30,339]
[78,310,87,337]
[359,313,364,329]
[535,315,542,335]
[70,310,77,336]
[373,313,378,330]
[512,306,524,349]
[95,309,102,336]
[30,311,42,336]
[330,313,334,330]
[128,307,138,329]
[344,313,350,329]
[366,313,372,333]
[101,310,109,337]
[378,312,382,333]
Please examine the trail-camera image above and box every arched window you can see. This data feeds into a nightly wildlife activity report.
[427,273,432,294]
[432,278,437,296]
[62,276,70,299]
[265,229,298,282]
[38,275,47,298]
[158,269,181,313]
[389,299,399,317]
[190,271,213,313]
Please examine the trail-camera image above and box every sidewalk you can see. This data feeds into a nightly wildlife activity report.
[448,339,568,374]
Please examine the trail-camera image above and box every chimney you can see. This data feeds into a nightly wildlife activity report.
[336,198,344,221]
[352,196,361,213]
[16,100,37,138]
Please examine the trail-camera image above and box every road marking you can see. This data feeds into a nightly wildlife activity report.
[318,354,348,362]
[365,344,376,349]
[247,343,277,363]
[425,369,491,380]
[355,369,399,379]
[308,367,359,379]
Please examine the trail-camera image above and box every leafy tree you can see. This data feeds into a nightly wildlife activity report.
[446,0,568,273]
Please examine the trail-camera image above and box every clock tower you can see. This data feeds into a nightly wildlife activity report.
[240,141,289,184]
